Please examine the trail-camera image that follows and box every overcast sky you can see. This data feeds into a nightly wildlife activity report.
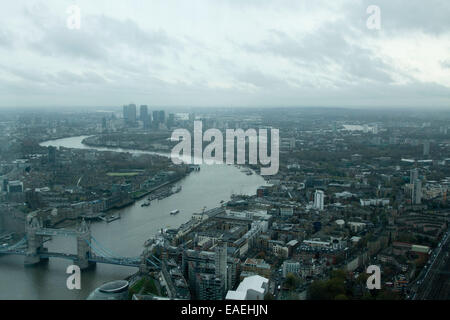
[0,0,449,109]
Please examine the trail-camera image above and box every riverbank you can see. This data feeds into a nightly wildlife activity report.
[0,135,267,300]
[82,135,172,154]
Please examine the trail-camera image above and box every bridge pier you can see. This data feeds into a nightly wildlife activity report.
[73,258,96,270]
[24,253,41,266]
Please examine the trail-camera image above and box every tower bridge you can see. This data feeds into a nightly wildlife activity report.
[0,214,161,271]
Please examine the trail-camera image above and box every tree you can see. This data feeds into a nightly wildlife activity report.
[331,269,347,280]
[285,273,300,291]
[264,292,275,300]
[308,272,347,300]
[325,278,346,298]
[308,280,328,300]
[356,272,369,285]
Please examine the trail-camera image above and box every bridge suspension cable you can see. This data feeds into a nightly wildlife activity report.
[0,236,27,253]
[88,237,160,268]
[86,237,143,266]
[85,239,117,259]
[89,237,117,257]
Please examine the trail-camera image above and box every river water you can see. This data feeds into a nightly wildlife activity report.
[0,136,266,299]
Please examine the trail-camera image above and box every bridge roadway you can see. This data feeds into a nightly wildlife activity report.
[39,252,141,267]
[0,250,141,267]
[36,228,80,237]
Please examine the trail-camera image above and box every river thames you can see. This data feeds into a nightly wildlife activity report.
[0,136,267,299]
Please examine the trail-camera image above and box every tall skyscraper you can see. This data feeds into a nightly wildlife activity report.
[412,179,422,205]
[314,190,324,211]
[159,110,166,124]
[410,168,419,183]
[167,113,175,128]
[140,105,148,121]
[123,104,137,126]
[101,117,108,132]
[215,242,228,294]
[122,105,128,122]
[152,110,159,127]
[151,110,166,129]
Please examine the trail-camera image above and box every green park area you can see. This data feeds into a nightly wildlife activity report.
[128,277,160,299]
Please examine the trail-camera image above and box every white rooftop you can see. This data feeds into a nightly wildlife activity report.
[225,275,269,300]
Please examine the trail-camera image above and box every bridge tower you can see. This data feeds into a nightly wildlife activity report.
[24,215,44,266]
[76,219,96,270]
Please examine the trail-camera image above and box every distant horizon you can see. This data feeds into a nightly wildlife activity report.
[1,105,449,112]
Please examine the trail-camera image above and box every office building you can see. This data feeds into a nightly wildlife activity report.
[7,181,23,193]
[123,104,137,126]
[158,110,166,124]
[225,275,269,300]
[196,273,223,300]
[410,168,419,183]
[101,117,107,132]
[167,113,175,128]
[314,190,324,211]
[282,260,300,278]
[412,179,422,205]
[152,110,159,124]
[215,242,228,293]
[140,105,148,121]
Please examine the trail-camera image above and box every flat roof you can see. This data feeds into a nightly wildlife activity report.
[226,275,268,300]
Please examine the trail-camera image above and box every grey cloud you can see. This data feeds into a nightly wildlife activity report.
[241,22,394,84]
[0,29,13,48]
[27,9,182,61]
[236,69,288,89]
[0,64,107,87]
[49,70,108,86]
[0,64,48,83]
[1,1,449,108]
[348,0,450,35]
